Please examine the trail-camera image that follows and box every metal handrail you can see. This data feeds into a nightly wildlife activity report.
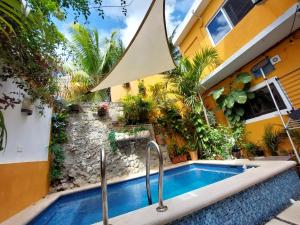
[100,147,109,225]
[146,141,168,212]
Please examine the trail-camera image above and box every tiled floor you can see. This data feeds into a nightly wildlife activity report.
[265,201,300,225]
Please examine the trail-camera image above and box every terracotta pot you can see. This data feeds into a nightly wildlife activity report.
[171,155,187,164]
[189,151,198,161]
[155,134,165,145]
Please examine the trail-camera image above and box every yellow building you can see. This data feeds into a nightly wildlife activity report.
[173,0,300,150]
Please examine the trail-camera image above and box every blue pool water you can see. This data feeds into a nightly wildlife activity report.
[28,164,244,225]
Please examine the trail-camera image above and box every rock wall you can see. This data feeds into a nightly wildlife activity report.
[52,102,171,192]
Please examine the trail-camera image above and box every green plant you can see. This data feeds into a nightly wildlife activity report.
[50,109,68,183]
[108,131,117,153]
[51,112,68,144]
[138,80,146,96]
[157,104,184,135]
[0,111,7,151]
[167,141,187,158]
[211,73,254,126]
[119,126,147,135]
[121,94,153,125]
[49,143,65,182]
[243,142,264,156]
[262,125,283,156]
[169,47,220,110]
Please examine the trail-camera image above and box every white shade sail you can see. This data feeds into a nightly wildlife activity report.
[91,0,175,92]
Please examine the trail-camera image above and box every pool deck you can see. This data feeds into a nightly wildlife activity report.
[265,201,300,225]
[1,159,297,225]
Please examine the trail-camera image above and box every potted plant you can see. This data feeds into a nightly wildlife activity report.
[168,141,187,164]
[188,149,198,161]
[97,102,109,117]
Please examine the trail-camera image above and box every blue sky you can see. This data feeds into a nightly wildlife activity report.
[55,0,195,47]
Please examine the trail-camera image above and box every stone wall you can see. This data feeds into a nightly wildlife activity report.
[52,102,171,192]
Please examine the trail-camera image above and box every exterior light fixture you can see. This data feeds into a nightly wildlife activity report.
[21,97,33,115]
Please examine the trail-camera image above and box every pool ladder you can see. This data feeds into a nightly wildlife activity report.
[100,141,167,225]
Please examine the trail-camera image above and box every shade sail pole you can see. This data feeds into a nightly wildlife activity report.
[259,68,300,164]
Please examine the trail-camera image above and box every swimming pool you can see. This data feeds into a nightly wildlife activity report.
[28,164,244,225]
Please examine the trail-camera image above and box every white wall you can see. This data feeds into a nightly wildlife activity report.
[0,80,52,164]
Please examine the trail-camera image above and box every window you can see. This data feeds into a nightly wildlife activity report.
[207,10,232,44]
[207,0,254,45]
[223,0,254,26]
[243,81,291,121]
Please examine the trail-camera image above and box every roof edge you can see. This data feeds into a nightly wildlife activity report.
[172,0,210,46]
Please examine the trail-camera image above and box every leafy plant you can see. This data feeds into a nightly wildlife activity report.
[121,94,153,125]
[243,142,264,157]
[0,111,7,151]
[49,143,65,182]
[262,125,283,156]
[211,73,254,126]
[108,131,117,153]
[167,140,187,158]
[157,104,184,135]
[50,109,68,183]
[138,80,146,96]
[169,47,220,110]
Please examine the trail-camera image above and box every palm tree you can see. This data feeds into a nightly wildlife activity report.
[68,24,124,100]
[169,47,220,111]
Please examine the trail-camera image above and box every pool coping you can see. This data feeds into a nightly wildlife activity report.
[1,159,296,225]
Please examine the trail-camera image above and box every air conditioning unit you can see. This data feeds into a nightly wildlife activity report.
[252,0,264,5]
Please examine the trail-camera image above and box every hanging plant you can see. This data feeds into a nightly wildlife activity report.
[210,73,254,126]
[0,111,7,151]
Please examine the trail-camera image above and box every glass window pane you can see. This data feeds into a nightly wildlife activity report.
[207,11,231,44]
[223,0,254,26]
[243,84,287,120]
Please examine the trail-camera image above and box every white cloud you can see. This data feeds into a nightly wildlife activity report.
[119,0,193,47]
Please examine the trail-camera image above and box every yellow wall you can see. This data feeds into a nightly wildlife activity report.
[180,0,297,63]
[203,32,300,150]
[176,0,300,151]
[111,74,167,102]
[0,161,49,222]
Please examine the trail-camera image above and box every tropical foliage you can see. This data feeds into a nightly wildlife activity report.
[169,47,220,110]
[50,110,68,183]
[65,24,124,101]
[211,73,254,126]
[121,94,153,125]
[262,125,283,156]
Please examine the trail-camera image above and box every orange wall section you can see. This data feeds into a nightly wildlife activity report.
[0,161,49,222]
[111,74,167,102]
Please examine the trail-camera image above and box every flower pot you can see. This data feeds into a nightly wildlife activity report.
[171,155,187,164]
[189,151,198,161]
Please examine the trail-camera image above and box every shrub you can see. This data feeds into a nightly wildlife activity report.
[262,125,284,156]
[121,94,153,125]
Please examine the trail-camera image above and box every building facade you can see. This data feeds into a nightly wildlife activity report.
[173,0,300,150]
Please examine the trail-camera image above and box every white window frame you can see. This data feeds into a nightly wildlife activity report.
[206,8,233,46]
[245,77,293,124]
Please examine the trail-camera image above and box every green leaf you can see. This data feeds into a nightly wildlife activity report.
[235,73,252,84]
[248,92,255,100]
[211,88,224,100]
[225,95,235,108]
[236,108,245,116]
[233,91,248,104]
